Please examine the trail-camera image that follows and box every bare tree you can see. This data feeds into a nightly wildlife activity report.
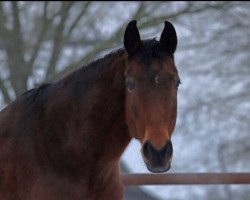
[0,1,232,103]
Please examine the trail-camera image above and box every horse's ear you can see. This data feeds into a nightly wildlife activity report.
[124,20,141,56]
[160,21,177,54]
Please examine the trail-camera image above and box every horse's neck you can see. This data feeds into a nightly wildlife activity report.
[69,51,131,190]
[76,52,131,163]
[42,51,131,181]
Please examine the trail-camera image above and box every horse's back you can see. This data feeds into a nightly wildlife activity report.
[0,84,46,137]
[0,83,94,199]
[0,85,53,198]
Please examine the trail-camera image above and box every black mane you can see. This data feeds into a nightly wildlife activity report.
[20,48,125,105]
[63,48,125,98]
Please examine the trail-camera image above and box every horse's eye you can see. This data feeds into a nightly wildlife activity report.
[175,79,181,89]
[126,79,135,92]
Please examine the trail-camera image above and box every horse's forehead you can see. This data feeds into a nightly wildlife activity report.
[126,56,177,76]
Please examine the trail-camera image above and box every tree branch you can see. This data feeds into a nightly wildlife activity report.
[5,1,27,96]
[27,1,49,71]
[45,1,74,81]
[66,2,91,39]
[0,2,11,47]
[11,1,24,56]
[0,78,11,103]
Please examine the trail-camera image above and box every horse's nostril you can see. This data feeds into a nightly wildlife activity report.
[160,140,173,159]
[142,141,151,160]
[143,140,173,161]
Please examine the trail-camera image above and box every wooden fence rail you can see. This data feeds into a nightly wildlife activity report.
[122,173,250,185]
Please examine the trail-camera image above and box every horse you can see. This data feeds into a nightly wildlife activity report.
[0,20,180,200]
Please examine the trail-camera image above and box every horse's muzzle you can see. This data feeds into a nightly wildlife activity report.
[142,140,173,173]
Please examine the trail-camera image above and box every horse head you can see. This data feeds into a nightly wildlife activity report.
[124,20,180,173]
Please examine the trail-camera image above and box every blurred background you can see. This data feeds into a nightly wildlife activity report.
[0,1,249,199]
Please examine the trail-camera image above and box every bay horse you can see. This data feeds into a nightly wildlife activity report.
[0,20,180,200]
